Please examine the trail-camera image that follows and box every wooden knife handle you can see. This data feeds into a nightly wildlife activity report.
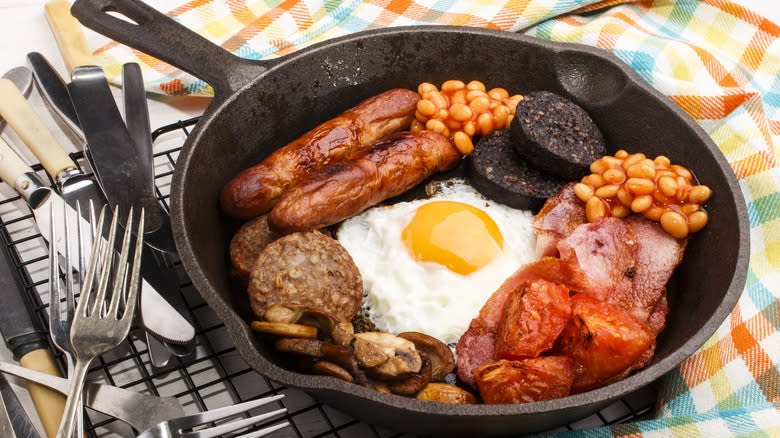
[18,349,66,438]
[45,0,94,73]
[0,79,77,180]
[0,137,34,187]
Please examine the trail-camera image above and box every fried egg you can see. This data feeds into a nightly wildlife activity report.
[336,178,536,344]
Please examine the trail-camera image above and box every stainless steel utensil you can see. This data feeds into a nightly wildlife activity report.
[69,65,176,254]
[0,361,185,432]
[0,66,68,438]
[48,202,93,438]
[25,51,195,348]
[0,75,107,215]
[55,205,144,438]
[136,395,288,438]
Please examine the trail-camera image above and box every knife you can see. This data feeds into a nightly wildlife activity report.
[0,374,41,438]
[0,137,195,345]
[0,361,186,432]
[0,75,108,219]
[0,222,66,438]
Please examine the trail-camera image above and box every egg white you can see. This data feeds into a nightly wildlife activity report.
[336,178,537,345]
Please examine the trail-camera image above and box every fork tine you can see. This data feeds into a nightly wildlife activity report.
[48,205,60,326]
[172,394,285,430]
[123,208,145,321]
[108,206,134,318]
[232,421,290,438]
[183,409,287,438]
[77,205,107,317]
[92,206,118,315]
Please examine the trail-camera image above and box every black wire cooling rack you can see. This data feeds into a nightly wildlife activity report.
[0,117,659,438]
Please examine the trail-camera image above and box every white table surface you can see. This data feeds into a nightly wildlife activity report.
[0,1,776,436]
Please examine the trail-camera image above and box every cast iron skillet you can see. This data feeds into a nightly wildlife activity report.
[73,0,749,435]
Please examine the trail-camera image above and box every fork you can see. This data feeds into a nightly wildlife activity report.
[55,205,145,438]
[136,394,289,438]
[48,201,93,438]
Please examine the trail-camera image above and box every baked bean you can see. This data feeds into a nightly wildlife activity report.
[582,174,605,188]
[488,88,509,101]
[630,195,653,213]
[451,89,468,105]
[449,103,471,121]
[418,82,437,95]
[441,80,466,92]
[469,96,491,114]
[660,211,688,239]
[493,105,509,128]
[625,177,654,195]
[689,185,711,204]
[576,151,711,238]
[477,112,494,136]
[611,205,630,218]
[595,184,619,198]
[417,99,436,117]
[603,168,626,184]
[463,120,477,137]
[586,197,607,222]
[466,80,486,91]
[426,119,449,136]
[617,187,633,207]
[658,175,678,197]
[453,131,474,155]
[688,210,708,233]
[573,183,594,202]
[467,90,488,102]
[643,205,664,221]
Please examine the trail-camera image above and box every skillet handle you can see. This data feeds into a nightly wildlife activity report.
[70,0,265,100]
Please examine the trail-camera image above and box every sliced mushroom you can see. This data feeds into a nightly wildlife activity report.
[311,361,354,382]
[251,321,318,338]
[263,303,304,323]
[263,303,355,346]
[398,331,455,380]
[351,336,390,368]
[274,337,324,357]
[415,383,478,404]
[387,356,432,396]
[355,332,422,378]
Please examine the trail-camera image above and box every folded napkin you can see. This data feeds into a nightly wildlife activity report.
[96,0,780,436]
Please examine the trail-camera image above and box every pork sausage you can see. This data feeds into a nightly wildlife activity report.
[220,89,421,219]
[267,130,461,233]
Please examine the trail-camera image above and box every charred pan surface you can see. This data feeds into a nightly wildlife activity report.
[467,130,567,210]
[510,91,606,180]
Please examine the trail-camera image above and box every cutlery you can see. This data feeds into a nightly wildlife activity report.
[0,74,108,228]
[26,56,196,349]
[43,0,177,255]
[0,373,41,438]
[0,361,185,432]
[0,133,192,346]
[55,204,144,438]
[47,203,87,438]
[0,71,67,438]
[26,53,196,355]
[136,395,288,438]
[122,62,196,363]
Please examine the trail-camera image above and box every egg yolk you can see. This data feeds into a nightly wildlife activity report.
[402,201,504,275]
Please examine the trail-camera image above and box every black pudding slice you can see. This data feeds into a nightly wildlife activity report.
[467,129,567,211]
[510,91,606,180]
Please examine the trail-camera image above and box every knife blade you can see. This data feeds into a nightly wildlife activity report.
[25,53,83,145]
[0,212,66,438]
[0,75,108,219]
[0,137,195,345]
[0,374,40,438]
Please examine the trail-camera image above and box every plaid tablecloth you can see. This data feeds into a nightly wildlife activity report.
[97,0,780,436]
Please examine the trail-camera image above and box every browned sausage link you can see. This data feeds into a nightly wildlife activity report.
[268,130,461,233]
[220,89,421,219]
